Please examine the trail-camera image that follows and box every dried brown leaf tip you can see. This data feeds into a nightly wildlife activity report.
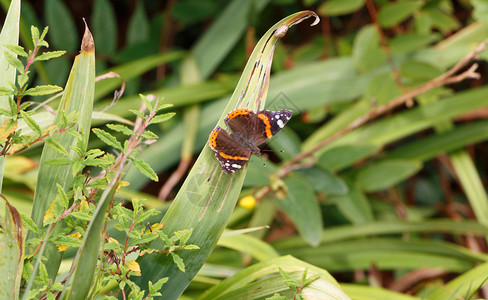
[81,18,95,53]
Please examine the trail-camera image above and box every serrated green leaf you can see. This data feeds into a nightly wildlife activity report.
[303,274,321,286]
[8,96,16,113]
[135,209,159,224]
[141,130,158,140]
[4,51,23,73]
[149,277,168,294]
[175,228,192,244]
[279,268,292,281]
[106,123,134,136]
[30,26,40,45]
[92,128,122,150]
[52,235,82,248]
[18,74,29,88]
[283,279,300,289]
[139,94,153,112]
[19,110,41,135]
[131,158,158,182]
[170,253,185,272]
[69,211,93,221]
[45,138,69,155]
[35,50,66,62]
[129,109,145,119]
[301,268,308,282]
[129,233,159,247]
[156,103,173,112]
[148,112,175,125]
[39,26,49,41]
[0,87,14,96]
[56,183,68,208]
[22,85,63,96]
[4,45,27,57]
[19,213,39,235]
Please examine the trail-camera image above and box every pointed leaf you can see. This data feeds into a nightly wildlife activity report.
[0,197,24,300]
[131,158,158,182]
[19,110,41,135]
[92,128,122,150]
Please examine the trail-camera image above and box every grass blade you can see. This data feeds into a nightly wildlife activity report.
[0,0,20,194]
[0,196,24,300]
[26,22,95,281]
[197,255,344,300]
[134,11,320,299]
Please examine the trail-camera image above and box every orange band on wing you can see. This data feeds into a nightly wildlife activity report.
[226,108,251,119]
[208,128,220,150]
[219,152,248,161]
[258,113,272,138]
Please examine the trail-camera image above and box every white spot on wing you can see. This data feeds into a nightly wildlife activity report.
[231,164,241,169]
[277,119,285,128]
[275,114,280,119]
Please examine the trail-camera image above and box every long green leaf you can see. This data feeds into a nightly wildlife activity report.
[26,22,95,282]
[0,197,24,300]
[197,255,344,300]
[426,261,488,300]
[272,219,488,248]
[0,0,20,194]
[134,11,320,299]
[61,183,115,299]
[278,238,487,272]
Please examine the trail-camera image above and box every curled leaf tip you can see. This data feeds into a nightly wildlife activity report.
[81,18,95,53]
[274,10,320,38]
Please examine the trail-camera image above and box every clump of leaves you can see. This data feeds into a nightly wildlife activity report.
[0,26,66,155]
[20,93,198,299]
[267,268,320,300]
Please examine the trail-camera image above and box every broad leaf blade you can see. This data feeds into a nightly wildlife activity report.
[134,11,320,299]
[0,0,20,194]
[0,197,24,300]
[27,23,95,281]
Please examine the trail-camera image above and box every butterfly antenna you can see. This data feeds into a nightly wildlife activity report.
[260,149,284,153]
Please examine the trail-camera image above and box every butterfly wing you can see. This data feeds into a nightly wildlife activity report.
[251,109,293,145]
[224,109,257,140]
[209,126,251,173]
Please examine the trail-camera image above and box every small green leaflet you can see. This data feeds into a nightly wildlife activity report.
[131,158,158,181]
[21,85,63,96]
[93,128,122,150]
[35,50,66,62]
[45,138,69,156]
[20,110,42,135]
[149,112,175,125]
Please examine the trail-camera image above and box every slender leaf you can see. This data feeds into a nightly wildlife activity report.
[27,23,95,282]
[134,12,320,299]
[0,197,24,300]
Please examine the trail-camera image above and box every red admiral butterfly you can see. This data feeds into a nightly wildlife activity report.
[209,108,292,173]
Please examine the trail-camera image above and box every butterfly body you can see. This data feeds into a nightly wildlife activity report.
[208,108,292,173]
